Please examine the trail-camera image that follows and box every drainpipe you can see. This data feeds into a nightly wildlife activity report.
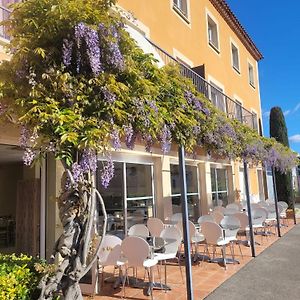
[178,146,194,300]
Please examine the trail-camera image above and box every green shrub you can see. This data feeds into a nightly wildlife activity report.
[0,253,56,300]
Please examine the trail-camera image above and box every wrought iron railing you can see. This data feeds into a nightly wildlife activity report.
[147,38,258,131]
[0,5,11,40]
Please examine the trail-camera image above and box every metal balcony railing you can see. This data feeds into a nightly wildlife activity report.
[0,5,11,40]
[147,39,258,131]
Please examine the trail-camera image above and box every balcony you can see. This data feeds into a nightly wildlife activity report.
[147,39,258,131]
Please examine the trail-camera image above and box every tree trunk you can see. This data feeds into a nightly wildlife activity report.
[38,170,107,300]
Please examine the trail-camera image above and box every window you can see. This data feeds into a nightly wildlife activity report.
[170,164,200,221]
[231,43,240,72]
[248,62,255,87]
[211,167,228,207]
[173,0,188,18]
[97,162,154,234]
[209,82,226,113]
[235,100,243,122]
[207,15,219,51]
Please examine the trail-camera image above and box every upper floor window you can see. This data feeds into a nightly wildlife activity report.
[231,43,240,72]
[235,100,243,122]
[207,15,219,52]
[248,62,255,88]
[173,0,188,18]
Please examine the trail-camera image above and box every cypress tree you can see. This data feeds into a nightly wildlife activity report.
[269,106,293,205]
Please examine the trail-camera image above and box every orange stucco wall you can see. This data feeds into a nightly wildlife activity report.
[118,0,262,120]
[118,0,263,197]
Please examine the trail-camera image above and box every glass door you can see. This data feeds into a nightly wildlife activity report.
[211,167,228,207]
[97,161,154,236]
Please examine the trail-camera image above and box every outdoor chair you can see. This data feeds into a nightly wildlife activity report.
[147,218,164,237]
[121,236,158,299]
[154,226,183,290]
[226,203,240,211]
[223,208,238,216]
[233,212,250,245]
[97,235,122,287]
[201,221,232,269]
[211,211,224,224]
[277,201,289,226]
[220,215,243,259]
[251,207,267,244]
[170,213,182,223]
[128,224,149,237]
[197,214,215,226]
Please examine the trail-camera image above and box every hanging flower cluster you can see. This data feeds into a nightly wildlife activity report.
[0,5,298,190]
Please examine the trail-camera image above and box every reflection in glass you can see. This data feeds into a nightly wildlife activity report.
[170,164,200,221]
[211,167,228,207]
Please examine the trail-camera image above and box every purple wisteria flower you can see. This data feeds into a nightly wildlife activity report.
[62,39,74,67]
[124,124,136,149]
[143,134,153,153]
[71,162,83,184]
[23,148,36,166]
[20,126,30,148]
[80,149,97,173]
[102,87,116,104]
[100,157,115,188]
[161,124,172,154]
[111,128,121,150]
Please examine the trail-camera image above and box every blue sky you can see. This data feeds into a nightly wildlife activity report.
[226,0,300,153]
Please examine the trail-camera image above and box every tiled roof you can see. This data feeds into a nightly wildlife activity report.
[209,0,263,61]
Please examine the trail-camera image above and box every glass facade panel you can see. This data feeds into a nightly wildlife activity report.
[211,167,228,207]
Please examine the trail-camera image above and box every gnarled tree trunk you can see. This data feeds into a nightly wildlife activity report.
[38,169,107,300]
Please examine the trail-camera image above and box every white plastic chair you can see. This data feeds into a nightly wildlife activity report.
[223,208,238,216]
[197,214,214,225]
[170,213,182,223]
[97,235,122,286]
[121,236,158,299]
[220,215,243,258]
[278,201,289,226]
[211,210,224,224]
[226,203,240,211]
[252,207,268,243]
[201,221,232,269]
[128,224,149,237]
[147,218,164,237]
[155,226,183,290]
[233,212,250,244]
[213,206,226,214]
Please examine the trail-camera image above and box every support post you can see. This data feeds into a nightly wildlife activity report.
[243,161,255,257]
[178,146,194,300]
[271,167,281,237]
[291,178,297,225]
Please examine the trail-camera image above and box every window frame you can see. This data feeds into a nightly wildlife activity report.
[210,167,229,207]
[248,61,255,88]
[206,10,220,53]
[172,0,190,23]
[230,40,240,73]
[209,79,227,114]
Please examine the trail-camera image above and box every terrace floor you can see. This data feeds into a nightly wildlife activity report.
[85,218,296,300]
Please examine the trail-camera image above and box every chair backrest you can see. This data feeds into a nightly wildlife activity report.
[266,204,277,219]
[252,208,267,225]
[160,226,182,254]
[174,220,196,240]
[223,208,238,216]
[197,214,214,225]
[128,224,149,237]
[98,235,122,267]
[147,218,164,237]
[220,216,240,238]
[201,221,223,245]
[171,213,182,223]
[257,201,269,208]
[226,203,240,211]
[277,201,288,210]
[213,206,226,214]
[211,211,224,224]
[121,236,150,267]
[276,202,285,214]
[233,212,249,230]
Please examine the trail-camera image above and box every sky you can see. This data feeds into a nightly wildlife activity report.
[226,0,300,153]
